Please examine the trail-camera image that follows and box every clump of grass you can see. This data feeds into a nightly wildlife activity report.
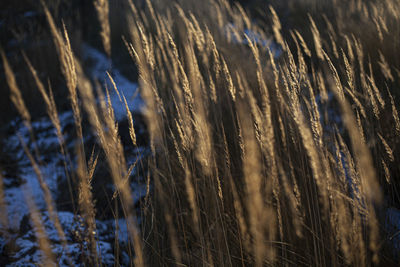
[1,0,400,266]
[125,0,400,265]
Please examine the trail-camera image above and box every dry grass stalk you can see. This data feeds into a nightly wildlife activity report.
[237,101,274,266]
[378,133,394,162]
[342,49,355,91]
[18,133,75,265]
[123,93,137,147]
[75,59,145,266]
[23,188,56,266]
[367,73,385,109]
[355,110,366,145]
[76,145,98,263]
[309,15,324,60]
[269,6,285,49]
[1,51,31,127]
[24,53,77,214]
[378,51,394,82]
[23,55,65,149]
[334,88,382,262]
[387,88,400,135]
[43,6,83,147]
[294,30,312,57]
[323,50,345,101]
[94,0,111,57]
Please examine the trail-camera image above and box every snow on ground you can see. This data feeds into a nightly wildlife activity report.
[1,44,147,265]
[6,211,116,266]
[4,113,74,229]
[82,44,144,120]
[3,44,145,228]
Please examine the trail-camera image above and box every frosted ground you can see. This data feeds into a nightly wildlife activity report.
[1,44,146,266]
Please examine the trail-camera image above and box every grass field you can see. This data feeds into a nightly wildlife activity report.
[1,0,400,265]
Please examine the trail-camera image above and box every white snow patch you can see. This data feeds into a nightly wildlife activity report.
[82,44,144,120]
[3,112,75,229]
